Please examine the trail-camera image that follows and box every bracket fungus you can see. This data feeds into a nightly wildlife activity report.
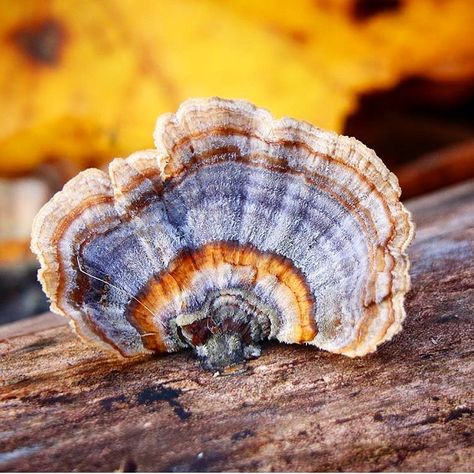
[31,98,414,371]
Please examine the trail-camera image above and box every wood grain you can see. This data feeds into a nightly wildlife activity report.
[0,181,473,472]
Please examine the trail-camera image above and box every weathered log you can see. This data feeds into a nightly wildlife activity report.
[0,181,473,472]
[395,140,474,199]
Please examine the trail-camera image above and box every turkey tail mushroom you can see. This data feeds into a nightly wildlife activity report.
[31,97,414,370]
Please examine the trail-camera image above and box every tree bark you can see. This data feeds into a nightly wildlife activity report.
[1,181,473,472]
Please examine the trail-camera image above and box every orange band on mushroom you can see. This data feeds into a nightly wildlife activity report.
[128,242,317,351]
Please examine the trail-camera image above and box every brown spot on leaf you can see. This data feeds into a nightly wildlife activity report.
[353,0,402,21]
[266,23,310,45]
[9,18,66,66]
[286,29,310,45]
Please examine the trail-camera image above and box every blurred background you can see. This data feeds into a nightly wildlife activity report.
[0,0,473,325]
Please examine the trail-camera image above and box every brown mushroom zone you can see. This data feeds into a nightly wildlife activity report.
[31,98,413,370]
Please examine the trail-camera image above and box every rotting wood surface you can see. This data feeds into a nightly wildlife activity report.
[0,181,473,472]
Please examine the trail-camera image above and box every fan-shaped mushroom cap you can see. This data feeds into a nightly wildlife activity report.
[31,98,414,370]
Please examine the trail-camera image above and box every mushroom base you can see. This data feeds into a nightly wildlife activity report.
[176,291,271,371]
[194,333,262,372]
